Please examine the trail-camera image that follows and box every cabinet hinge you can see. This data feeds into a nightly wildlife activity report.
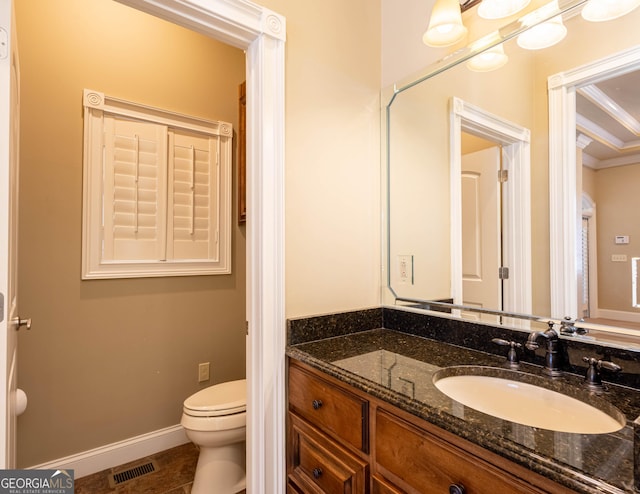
[498,266,509,280]
[498,170,508,182]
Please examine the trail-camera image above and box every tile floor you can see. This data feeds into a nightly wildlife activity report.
[74,442,248,493]
[74,443,200,493]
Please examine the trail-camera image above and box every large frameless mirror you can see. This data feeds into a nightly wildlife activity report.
[384,0,640,349]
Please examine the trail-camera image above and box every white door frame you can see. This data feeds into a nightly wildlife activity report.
[116,1,286,492]
[549,45,640,320]
[0,0,21,468]
[450,97,532,315]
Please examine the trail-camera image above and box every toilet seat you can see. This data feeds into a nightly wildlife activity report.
[183,379,246,417]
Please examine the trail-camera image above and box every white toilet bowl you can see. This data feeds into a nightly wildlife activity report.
[181,379,246,494]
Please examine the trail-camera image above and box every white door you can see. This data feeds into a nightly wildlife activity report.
[0,0,21,468]
[461,146,502,313]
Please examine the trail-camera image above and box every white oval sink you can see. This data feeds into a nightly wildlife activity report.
[433,368,625,434]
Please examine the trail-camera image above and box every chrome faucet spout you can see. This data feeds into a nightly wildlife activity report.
[525,331,544,351]
[526,322,562,376]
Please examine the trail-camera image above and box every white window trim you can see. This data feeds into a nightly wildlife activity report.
[82,89,233,279]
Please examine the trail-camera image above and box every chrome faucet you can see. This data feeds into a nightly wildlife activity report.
[526,321,562,376]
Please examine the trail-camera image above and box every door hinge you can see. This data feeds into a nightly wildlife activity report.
[498,266,509,280]
[498,170,508,182]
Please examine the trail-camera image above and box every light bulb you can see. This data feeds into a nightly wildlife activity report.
[466,44,508,72]
[423,0,468,47]
[581,0,640,22]
[517,1,567,50]
[478,0,531,20]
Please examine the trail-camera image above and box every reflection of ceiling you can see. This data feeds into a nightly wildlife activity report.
[577,69,640,169]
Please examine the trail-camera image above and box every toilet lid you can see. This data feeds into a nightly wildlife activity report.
[183,379,246,417]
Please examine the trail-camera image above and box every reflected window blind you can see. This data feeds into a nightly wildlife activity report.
[581,217,590,318]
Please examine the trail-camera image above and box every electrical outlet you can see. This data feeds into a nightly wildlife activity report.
[398,255,414,285]
[611,254,627,262]
[198,362,210,382]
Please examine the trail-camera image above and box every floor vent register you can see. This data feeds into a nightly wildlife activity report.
[107,459,159,488]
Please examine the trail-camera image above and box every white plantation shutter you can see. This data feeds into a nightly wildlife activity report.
[168,130,219,261]
[82,89,232,279]
[103,117,168,261]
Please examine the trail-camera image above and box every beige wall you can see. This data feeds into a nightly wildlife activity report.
[259,0,382,317]
[583,166,596,200]
[16,0,382,467]
[16,0,246,467]
[593,164,640,312]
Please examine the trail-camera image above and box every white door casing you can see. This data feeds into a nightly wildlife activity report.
[114,2,287,492]
[0,0,21,469]
[450,97,532,315]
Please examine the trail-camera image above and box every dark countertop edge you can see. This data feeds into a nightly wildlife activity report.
[286,341,629,494]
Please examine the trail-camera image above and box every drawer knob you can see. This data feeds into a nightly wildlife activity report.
[312,467,323,479]
[449,483,466,494]
[312,399,323,410]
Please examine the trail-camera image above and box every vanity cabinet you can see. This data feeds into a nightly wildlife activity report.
[288,362,369,493]
[288,359,575,494]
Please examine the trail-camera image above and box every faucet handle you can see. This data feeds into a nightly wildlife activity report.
[491,338,522,367]
[560,316,588,336]
[582,356,621,389]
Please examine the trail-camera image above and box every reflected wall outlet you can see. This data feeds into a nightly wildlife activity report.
[198,362,210,382]
[398,255,414,285]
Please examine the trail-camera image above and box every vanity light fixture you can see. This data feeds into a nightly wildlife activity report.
[581,0,640,22]
[478,0,530,19]
[423,0,468,47]
[466,36,509,71]
[517,1,567,50]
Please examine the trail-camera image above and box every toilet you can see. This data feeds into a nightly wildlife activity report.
[181,379,247,494]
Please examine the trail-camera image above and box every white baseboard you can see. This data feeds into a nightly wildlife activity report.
[28,424,189,479]
[597,308,640,324]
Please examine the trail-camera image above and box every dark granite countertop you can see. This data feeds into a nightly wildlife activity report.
[287,327,640,494]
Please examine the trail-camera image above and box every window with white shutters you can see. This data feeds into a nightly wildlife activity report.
[82,89,232,279]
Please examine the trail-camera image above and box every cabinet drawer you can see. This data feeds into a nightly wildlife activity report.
[287,480,305,493]
[372,475,404,494]
[375,409,547,494]
[289,413,368,494]
[289,363,369,452]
